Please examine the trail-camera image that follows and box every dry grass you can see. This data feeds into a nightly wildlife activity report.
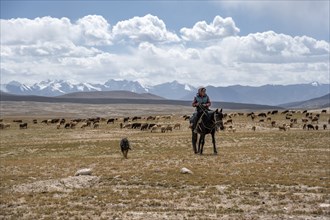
[0,102,329,219]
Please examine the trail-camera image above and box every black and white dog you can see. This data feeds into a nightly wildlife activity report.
[120,138,131,159]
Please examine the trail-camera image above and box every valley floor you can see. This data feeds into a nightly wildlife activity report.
[0,102,329,219]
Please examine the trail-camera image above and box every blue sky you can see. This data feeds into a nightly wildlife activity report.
[1,0,329,86]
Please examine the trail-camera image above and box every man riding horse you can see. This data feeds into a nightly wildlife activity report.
[189,87,224,154]
[189,87,211,132]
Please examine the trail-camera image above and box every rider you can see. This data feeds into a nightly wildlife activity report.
[189,87,211,131]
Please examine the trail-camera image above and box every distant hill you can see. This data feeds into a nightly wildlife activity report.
[280,93,330,109]
[0,92,281,111]
[57,90,165,100]
[1,79,329,106]
[182,83,330,106]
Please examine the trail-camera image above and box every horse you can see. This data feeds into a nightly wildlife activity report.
[192,108,224,155]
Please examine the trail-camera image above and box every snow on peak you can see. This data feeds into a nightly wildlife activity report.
[311,81,320,87]
[82,83,102,91]
[184,84,192,91]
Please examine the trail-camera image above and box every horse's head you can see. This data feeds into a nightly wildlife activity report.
[214,108,224,131]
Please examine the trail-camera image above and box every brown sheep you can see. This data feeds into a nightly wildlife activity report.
[165,125,173,132]
[150,125,160,132]
[81,123,88,128]
[140,123,149,130]
[173,123,181,130]
[302,118,309,123]
[0,123,10,129]
[271,121,276,127]
[160,126,166,133]
[278,124,286,131]
[311,117,319,124]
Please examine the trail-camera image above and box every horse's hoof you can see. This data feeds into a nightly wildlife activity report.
[214,152,218,155]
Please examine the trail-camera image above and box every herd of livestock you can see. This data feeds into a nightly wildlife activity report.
[0,109,329,132]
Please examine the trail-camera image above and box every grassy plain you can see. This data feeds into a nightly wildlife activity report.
[0,102,329,219]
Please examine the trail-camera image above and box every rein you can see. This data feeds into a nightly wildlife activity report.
[196,109,222,133]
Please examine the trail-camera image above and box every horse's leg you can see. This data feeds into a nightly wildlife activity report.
[192,131,198,154]
[199,134,205,155]
[211,130,217,155]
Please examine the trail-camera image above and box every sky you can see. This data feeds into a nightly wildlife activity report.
[1,0,329,87]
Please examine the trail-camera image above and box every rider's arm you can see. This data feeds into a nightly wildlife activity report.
[192,97,198,107]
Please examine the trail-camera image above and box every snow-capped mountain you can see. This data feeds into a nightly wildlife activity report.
[104,79,148,93]
[0,79,195,99]
[1,80,329,106]
[148,80,195,100]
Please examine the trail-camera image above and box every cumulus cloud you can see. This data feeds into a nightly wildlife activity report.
[112,14,180,44]
[76,15,112,46]
[0,16,112,46]
[180,16,240,41]
[0,14,329,86]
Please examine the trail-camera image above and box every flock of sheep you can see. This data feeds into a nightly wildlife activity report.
[0,109,329,132]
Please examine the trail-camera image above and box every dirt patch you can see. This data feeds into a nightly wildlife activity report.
[13,176,100,193]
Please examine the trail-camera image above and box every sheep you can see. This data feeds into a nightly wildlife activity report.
[93,123,99,129]
[107,118,115,124]
[160,126,166,133]
[19,123,28,129]
[258,113,267,117]
[307,124,314,130]
[81,123,88,129]
[0,123,10,129]
[165,125,173,132]
[311,117,319,124]
[227,125,236,132]
[140,123,149,131]
[173,123,181,130]
[271,121,276,127]
[123,123,132,129]
[278,124,287,131]
[150,125,159,133]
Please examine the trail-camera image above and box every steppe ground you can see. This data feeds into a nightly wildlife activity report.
[0,101,329,220]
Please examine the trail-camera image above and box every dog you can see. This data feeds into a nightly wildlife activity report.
[120,138,131,159]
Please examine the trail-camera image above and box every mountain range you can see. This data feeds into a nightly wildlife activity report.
[1,79,329,106]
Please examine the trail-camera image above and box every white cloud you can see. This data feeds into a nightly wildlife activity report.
[112,14,180,44]
[180,16,240,41]
[217,1,329,40]
[76,15,112,46]
[0,15,112,46]
[0,14,329,86]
